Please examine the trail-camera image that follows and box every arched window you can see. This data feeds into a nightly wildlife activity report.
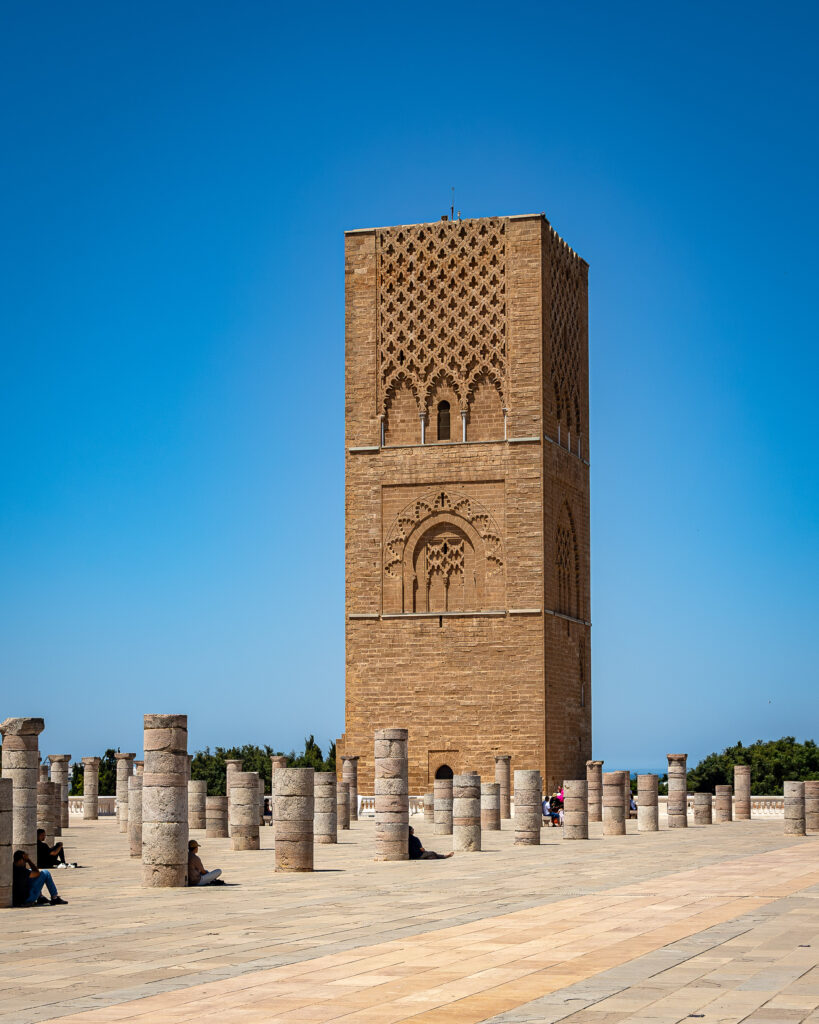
[437,401,450,441]
[435,764,453,780]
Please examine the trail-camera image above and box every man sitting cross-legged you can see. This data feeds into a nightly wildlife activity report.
[37,829,77,869]
[188,840,224,886]
[12,850,68,907]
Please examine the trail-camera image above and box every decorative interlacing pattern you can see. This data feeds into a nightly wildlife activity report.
[384,489,503,578]
[555,501,580,618]
[425,537,465,583]
[550,230,584,433]
[377,219,507,415]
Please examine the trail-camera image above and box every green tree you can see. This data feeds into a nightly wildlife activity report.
[687,737,819,795]
[69,761,83,796]
[190,737,337,795]
[98,749,118,796]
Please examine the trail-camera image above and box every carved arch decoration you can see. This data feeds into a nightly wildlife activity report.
[549,230,585,435]
[554,499,581,619]
[377,219,508,418]
[383,489,505,614]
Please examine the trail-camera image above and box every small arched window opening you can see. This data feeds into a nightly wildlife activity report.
[435,764,453,780]
[437,401,450,441]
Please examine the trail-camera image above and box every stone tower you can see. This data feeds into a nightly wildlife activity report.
[340,213,590,795]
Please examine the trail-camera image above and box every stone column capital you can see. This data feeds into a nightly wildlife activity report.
[82,757,101,767]
[48,754,71,764]
[115,752,136,761]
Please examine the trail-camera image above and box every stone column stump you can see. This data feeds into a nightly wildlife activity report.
[337,781,350,830]
[784,781,806,836]
[374,729,408,861]
[513,770,542,846]
[734,765,751,820]
[423,792,434,822]
[50,781,62,838]
[48,755,71,830]
[275,767,314,871]
[206,796,228,838]
[37,779,55,845]
[637,774,658,832]
[82,757,101,821]
[694,791,712,825]
[481,782,501,831]
[225,759,242,837]
[586,760,603,822]
[230,771,261,851]
[342,755,360,822]
[494,755,511,819]
[0,778,12,907]
[434,777,453,835]
[128,775,143,857]
[805,780,819,832]
[714,785,733,823]
[603,771,626,836]
[115,753,136,833]
[135,760,144,776]
[188,780,207,830]
[563,779,588,839]
[141,714,189,887]
[453,773,481,852]
[0,717,45,856]
[314,772,337,844]
[666,754,688,828]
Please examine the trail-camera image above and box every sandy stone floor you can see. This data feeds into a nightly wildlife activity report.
[1,816,818,1024]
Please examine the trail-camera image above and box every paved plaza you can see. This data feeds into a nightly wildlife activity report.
[2,816,818,1024]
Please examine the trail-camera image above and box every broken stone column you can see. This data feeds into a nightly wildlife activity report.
[128,775,143,857]
[603,771,626,836]
[270,754,287,796]
[342,755,360,822]
[48,755,71,830]
[37,779,55,845]
[733,765,751,820]
[49,781,62,838]
[229,771,260,851]
[275,767,314,871]
[206,795,228,838]
[225,759,242,836]
[82,756,101,821]
[39,764,48,783]
[115,752,136,833]
[337,781,350,830]
[637,774,659,832]
[0,717,45,856]
[481,781,501,831]
[585,760,603,822]
[494,755,511,819]
[314,772,337,844]
[666,754,688,828]
[513,769,542,846]
[453,772,481,852]
[563,779,588,839]
[424,792,434,822]
[714,784,733,823]
[374,728,408,861]
[135,760,144,776]
[434,777,453,835]
[188,779,207,830]
[0,778,12,907]
[142,713,188,887]
[784,781,806,836]
[805,780,819,832]
[693,791,712,825]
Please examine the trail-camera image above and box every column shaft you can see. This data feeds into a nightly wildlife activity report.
[188,780,207,829]
[206,796,228,838]
[115,753,136,833]
[784,780,806,836]
[128,775,143,857]
[141,714,188,887]
[494,755,511,819]
[693,791,712,825]
[480,782,501,831]
[513,770,542,845]
[585,760,603,822]
[0,717,45,856]
[314,772,337,844]
[563,779,588,839]
[342,756,360,822]
[453,772,481,852]
[637,774,658,832]
[433,778,453,835]
[603,771,626,836]
[229,771,261,851]
[666,754,688,828]
[733,765,751,820]
[275,767,314,871]
[714,785,733,823]
[82,757,101,821]
[374,729,408,861]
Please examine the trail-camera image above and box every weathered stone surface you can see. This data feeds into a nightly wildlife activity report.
[141,714,188,887]
[563,779,588,839]
[205,796,228,838]
[603,771,626,836]
[341,756,359,822]
[49,780,62,838]
[784,780,806,836]
[494,755,511,819]
[480,782,500,831]
[188,780,207,830]
[714,784,733,823]
[805,779,819,832]
[585,760,603,822]
[434,777,453,835]
[0,778,12,907]
[128,775,143,857]
[453,772,481,852]
[48,755,71,830]
[314,772,337,844]
[275,768,314,871]
[514,769,541,846]
[666,754,688,829]
[374,729,408,861]
[0,718,45,856]
[230,772,261,851]
[115,753,136,833]
[82,757,101,821]
[337,781,350,830]
[694,791,712,825]
[637,774,658,832]
[423,791,434,821]
[734,764,751,820]
[38,780,56,846]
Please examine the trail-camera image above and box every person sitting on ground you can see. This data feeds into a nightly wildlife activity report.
[36,829,76,869]
[187,840,224,886]
[548,794,562,826]
[408,825,453,860]
[12,850,68,907]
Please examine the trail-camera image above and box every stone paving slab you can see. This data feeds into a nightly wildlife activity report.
[0,816,817,1023]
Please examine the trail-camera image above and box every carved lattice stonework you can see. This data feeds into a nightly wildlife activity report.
[384,489,503,579]
[555,502,580,618]
[550,230,584,433]
[425,537,465,583]
[377,219,507,416]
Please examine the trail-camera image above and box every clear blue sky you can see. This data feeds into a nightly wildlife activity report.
[2,2,817,770]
